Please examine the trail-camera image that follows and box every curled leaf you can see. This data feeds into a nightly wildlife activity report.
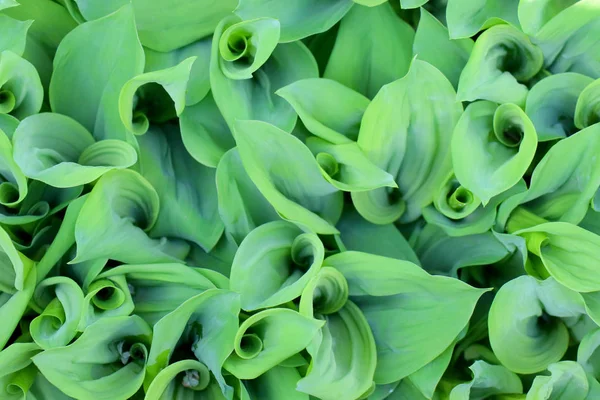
[234,119,343,234]
[231,221,324,311]
[452,101,537,204]
[457,25,543,106]
[13,113,137,188]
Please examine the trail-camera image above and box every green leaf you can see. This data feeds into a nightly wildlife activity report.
[13,113,137,188]
[452,101,537,204]
[96,263,225,326]
[450,361,523,399]
[0,15,32,56]
[575,78,600,129]
[50,4,144,143]
[526,73,593,141]
[30,276,84,349]
[33,315,152,400]
[0,342,43,399]
[146,289,240,398]
[234,119,343,234]
[532,0,600,78]
[326,251,487,383]
[324,2,414,99]
[235,0,353,43]
[423,175,527,236]
[457,25,543,106]
[307,138,397,192]
[118,57,195,136]
[74,0,237,52]
[0,50,43,119]
[215,148,279,245]
[489,276,573,374]
[180,92,234,168]
[446,0,520,39]
[224,308,324,379]
[78,275,135,330]
[504,125,600,225]
[144,36,211,107]
[245,365,309,400]
[276,78,370,144]
[211,16,318,132]
[0,127,26,207]
[527,362,589,400]
[355,59,463,223]
[336,208,421,264]
[518,0,578,36]
[297,301,376,400]
[231,221,324,311]
[515,222,600,293]
[72,170,190,264]
[413,8,473,89]
[145,359,225,400]
[137,124,224,251]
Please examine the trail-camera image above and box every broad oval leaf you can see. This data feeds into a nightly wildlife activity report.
[355,59,463,224]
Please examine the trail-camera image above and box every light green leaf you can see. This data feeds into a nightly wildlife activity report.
[336,208,421,265]
[0,127,26,207]
[276,78,370,144]
[224,308,324,379]
[457,25,543,106]
[518,0,578,36]
[32,315,152,400]
[575,78,600,129]
[297,300,376,400]
[532,0,600,78]
[355,59,463,224]
[0,50,42,119]
[235,0,353,43]
[78,275,135,330]
[146,289,240,398]
[216,148,279,245]
[307,138,397,192]
[13,113,137,188]
[326,251,487,383]
[30,276,84,349]
[527,361,589,400]
[180,92,234,168]
[450,361,523,400]
[515,222,600,293]
[324,2,414,99]
[118,57,195,136]
[423,175,527,236]
[245,365,309,400]
[0,15,32,56]
[413,8,473,89]
[97,263,225,326]
[74,0,237,52]
[145,359,225,400]
[231,221,324,311]
[452,101,537,204]
[234,119,343,234]
[50,4,144,142]
[446,0,520,39]
[489,276,573,374]
[72,170,190,264]
[502,124,600,225]
[211,16,318,132]
[138,124,224,251]
[526,73,593,141]
[144,36,212,107]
